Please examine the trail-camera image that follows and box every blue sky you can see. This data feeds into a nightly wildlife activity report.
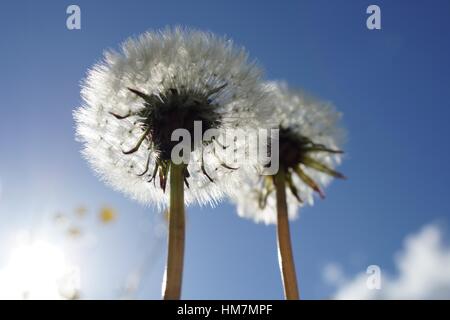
[1,0,450,299]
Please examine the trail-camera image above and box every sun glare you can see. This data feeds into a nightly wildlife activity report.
[0,240,79,299]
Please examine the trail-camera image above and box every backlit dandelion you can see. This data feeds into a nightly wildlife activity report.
[74,27,270,299]
[232,81,346,299]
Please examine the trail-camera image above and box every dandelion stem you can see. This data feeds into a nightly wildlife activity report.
[163,162,185,300]
[274,167,300,300]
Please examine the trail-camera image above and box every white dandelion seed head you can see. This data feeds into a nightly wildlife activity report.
[233,81,346,225]
[74,27,272,208]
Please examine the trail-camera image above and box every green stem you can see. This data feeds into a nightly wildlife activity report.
[163,162,185,300]
[274,167,300,300]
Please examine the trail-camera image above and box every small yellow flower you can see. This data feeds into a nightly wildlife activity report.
[99,207,117,224]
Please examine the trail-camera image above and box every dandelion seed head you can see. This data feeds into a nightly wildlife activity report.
[233,81,346,224]
[74,27,271,208]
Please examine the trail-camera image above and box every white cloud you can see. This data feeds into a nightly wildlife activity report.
[324,224,450,299]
